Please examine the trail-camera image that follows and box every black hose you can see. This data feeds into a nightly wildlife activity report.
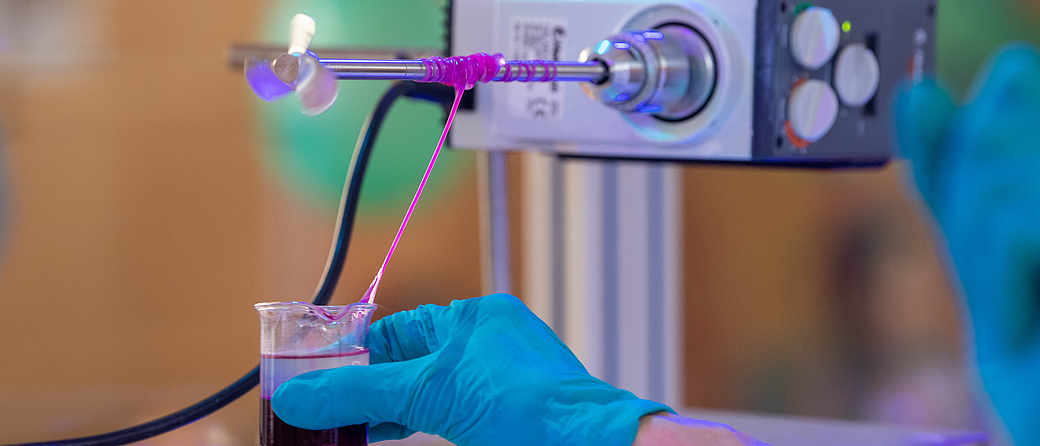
[6,81,454,446]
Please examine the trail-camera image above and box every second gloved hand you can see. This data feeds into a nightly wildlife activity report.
[896,44,1040,445]
[271,294,672,446]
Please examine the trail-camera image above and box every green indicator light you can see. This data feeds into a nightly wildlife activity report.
[842,21,851,33]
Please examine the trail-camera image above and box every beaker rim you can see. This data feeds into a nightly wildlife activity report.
[254,301,377,321]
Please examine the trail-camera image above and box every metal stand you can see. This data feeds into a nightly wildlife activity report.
[520,152,683,407]
[478,151,512,295]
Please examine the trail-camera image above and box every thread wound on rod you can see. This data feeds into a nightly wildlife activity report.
[499,59,557,82]
[415,53,563,88]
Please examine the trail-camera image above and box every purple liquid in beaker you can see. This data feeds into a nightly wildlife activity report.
[260,351,370,446]
[260,398,366,446]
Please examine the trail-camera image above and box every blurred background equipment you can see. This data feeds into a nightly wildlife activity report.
[0,0,1038,444]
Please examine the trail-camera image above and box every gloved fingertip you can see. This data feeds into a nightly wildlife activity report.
[271,368,338,430]
[894,79,956,155]
[893,77,956,205]
[965,43,1040,106]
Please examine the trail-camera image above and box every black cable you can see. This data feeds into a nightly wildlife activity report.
[6,81,454,446]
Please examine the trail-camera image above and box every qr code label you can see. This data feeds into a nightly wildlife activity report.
[508,17,567,121]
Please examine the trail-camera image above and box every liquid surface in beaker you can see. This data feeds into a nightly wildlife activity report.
[260,350,370,398]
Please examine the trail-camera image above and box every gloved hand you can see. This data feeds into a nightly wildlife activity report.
[271,294,673,445]
[896,44,1040,445]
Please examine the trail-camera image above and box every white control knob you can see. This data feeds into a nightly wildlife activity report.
[788,79,839,143]
[834,44,880,107]
[790,7,841,71]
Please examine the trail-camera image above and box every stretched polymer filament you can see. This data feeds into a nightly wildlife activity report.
[359,90,462,305]
[360,52,563,305]
[360,55,495,304]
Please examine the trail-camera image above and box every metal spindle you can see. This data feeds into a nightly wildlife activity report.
[319,59,607,83]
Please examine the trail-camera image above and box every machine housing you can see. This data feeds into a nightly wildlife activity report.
[450,0,936,166]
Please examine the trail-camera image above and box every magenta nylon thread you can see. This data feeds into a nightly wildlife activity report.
[417,53,558,87]
[359,90,463,305]
[359,75,465,305]
[360,52,558,305]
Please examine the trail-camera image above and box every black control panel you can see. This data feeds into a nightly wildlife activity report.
[751,0,936,166]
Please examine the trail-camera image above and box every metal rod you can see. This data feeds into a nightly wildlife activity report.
[478,151,513,295]
[545,61,608,82]
[321,59,428,80]
[320,59,607,83]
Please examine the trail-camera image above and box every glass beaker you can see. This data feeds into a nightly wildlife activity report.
[256,302,377,446]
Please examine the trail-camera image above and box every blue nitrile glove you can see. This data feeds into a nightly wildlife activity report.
[271,294,673,445]
[896,44,1040,445]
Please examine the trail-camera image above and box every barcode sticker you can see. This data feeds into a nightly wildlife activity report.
[508,17,567,121]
